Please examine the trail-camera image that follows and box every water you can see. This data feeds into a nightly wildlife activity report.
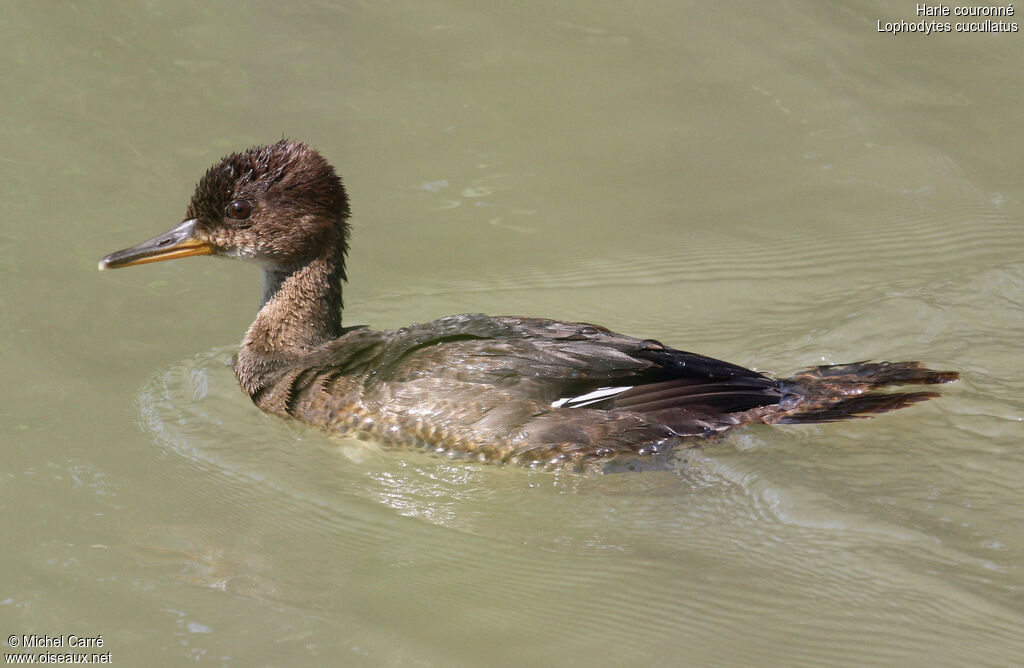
[2,1,1023,665]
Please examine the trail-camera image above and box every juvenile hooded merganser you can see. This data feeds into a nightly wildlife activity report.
[100,141,958,468]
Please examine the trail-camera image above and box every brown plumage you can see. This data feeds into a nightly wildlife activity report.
[99,141,959,469]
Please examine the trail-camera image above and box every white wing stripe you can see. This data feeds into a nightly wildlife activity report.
[551,386,634,409]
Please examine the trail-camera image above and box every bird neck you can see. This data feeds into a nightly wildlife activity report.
[235,240,347,395]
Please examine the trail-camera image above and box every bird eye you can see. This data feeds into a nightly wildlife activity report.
[226,199,252,220]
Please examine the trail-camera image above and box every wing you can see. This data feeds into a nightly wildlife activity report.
[356,314,782,425]
[260,314,786,463]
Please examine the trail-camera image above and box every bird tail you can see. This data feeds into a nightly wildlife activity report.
[772,361,959,424]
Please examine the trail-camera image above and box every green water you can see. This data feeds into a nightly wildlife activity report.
[2,2,1023,666]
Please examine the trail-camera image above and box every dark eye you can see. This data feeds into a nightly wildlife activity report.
[226,199,252,220]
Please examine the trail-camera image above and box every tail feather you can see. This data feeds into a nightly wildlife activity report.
[773,361,958,424]
[789,361,960,388]
[776,391,942,424]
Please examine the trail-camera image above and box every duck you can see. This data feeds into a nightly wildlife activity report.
[99,141,958,468]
